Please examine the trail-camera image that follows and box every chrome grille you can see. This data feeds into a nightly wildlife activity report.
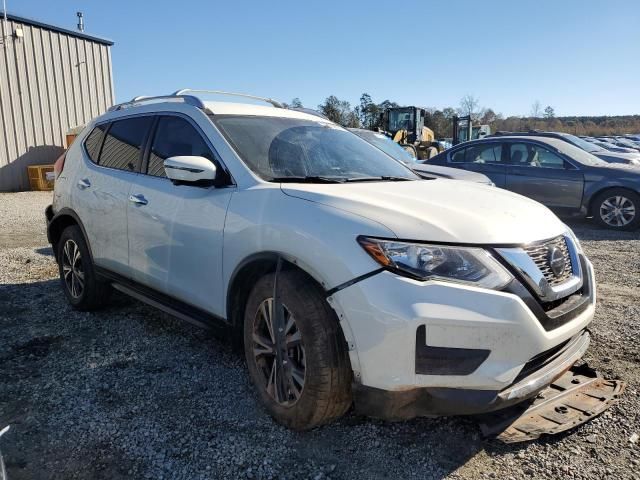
[523,236,573,286]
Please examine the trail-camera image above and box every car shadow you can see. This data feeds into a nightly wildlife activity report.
[563,218,639,242]
[0,277,494,479]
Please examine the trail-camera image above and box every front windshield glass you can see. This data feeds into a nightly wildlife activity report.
[616,138,639,148]
[387,109,414,132]
[561,133,601,153]
[351,130,416,165]
[553,140,609,167]
[213,115,419,181]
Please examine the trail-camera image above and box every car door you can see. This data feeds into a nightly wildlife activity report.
[72,116,153,276]
[127,114,234,317]
[448,142,507,187]
[505,142,584,211]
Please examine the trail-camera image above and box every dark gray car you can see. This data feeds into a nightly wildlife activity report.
[348,128,493,185]
[491,131,640,166]
[426,136,640,230]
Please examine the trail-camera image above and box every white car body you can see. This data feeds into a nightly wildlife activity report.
[47,92,596,420]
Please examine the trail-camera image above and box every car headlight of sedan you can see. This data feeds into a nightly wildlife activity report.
[357,236,513,289]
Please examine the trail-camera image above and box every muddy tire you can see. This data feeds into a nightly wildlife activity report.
[243,269,352,430]
[592,188,640,230]
[57,225,111,311]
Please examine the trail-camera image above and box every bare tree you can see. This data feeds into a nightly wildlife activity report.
[530,100,543,118]
[458,94,480,119]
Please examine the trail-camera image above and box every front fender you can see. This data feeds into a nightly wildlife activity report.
[584,177,640,211]
[221,187,395,310]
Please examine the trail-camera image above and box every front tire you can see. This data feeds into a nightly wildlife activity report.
[243,269,352,430]
[592,188,640,230]
[57,225,111,311]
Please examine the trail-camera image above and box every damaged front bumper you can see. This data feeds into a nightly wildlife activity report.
[354,329,625,442]
[354,330,592,419]
[479,364,626,442]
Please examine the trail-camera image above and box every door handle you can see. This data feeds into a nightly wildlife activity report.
[129,194,148,206]
[77,178,91,189]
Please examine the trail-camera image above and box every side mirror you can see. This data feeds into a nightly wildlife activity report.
[164,156,217,186]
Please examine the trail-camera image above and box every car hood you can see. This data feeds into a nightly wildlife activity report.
[411,164,493,184]
[585,162,640,178]
[594,151,640,164]
[281,179,566,244]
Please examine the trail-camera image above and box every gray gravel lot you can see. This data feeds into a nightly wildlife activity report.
[0,192,639,479]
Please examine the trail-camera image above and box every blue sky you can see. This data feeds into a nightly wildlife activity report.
[8,0,640,116]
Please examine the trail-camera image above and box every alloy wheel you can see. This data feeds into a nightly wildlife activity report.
[62,239,85,298]
[599,195,636,227]
[251,298,306,406]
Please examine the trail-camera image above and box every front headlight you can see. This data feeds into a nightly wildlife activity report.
[358,236,513,289]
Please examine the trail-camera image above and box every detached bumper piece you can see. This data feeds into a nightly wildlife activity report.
[479,364,626,443]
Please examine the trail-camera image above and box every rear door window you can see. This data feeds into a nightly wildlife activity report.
[98,117,153,172]
[450,147,466,163]
[84,124,107,163]
[146,116,215,178]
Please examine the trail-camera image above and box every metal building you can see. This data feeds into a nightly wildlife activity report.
[0,12,114,191]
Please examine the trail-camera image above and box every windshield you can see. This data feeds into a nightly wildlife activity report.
[387,109,414,133]
[616,138,639,148]
[561,133,602,153]
[213,115,419,182]
[553,140,609,167]
[350,130,416,165]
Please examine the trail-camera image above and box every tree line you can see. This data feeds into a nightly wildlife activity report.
[283,94,640,138]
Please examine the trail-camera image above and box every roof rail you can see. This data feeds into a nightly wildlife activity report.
[172,89,284,108]
[107,89,285,112]
[108,94,205,112]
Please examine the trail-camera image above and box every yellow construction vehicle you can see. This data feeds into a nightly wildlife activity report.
[380,107,441,160]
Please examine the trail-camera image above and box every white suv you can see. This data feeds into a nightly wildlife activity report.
[46,90,595,429]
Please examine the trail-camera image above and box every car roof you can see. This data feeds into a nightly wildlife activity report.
[462,135,569,149]
[202,101,326,122]
[99,98,332,125]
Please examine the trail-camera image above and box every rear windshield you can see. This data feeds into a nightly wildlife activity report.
[212,115,418,181]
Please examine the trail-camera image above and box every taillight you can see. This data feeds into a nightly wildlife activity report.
[53,152,66,178]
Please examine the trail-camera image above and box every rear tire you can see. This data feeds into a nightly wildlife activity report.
[243,269,352,430]
[57,225,111,311]
[592,188,640,230]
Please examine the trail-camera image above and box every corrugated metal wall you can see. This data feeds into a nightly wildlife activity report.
[0,16,113,191]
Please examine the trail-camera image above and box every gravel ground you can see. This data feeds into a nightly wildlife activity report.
[0,192,638,480]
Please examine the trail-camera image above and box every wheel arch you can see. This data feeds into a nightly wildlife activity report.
[48,208,93,262]
[587,185,640,216]
[225,252,355,349]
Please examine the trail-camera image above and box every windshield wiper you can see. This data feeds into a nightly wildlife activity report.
[270,176,346,184]
[344,176,414,183]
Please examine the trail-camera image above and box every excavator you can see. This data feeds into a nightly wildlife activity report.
[379,107,441,160]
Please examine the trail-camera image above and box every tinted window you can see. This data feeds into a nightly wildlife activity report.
[84,124,107,163]
[99,117,153,171]
[510,144,529,165]
[509,143,565,169]
[147,116,215,177]
[450,147,466,163]
[465,143,502,163]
